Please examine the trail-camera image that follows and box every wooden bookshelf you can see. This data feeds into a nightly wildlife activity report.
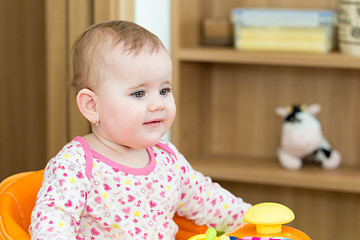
[176,47,360,69]
[191,157,360,194]
[171,0,360,239]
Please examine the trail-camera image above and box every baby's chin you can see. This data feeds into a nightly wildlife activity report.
[127,137,164,150]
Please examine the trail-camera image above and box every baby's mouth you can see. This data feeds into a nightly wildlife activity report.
[144,119,163,126]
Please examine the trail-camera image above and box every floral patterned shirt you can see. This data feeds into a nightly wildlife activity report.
[30,137,251,240]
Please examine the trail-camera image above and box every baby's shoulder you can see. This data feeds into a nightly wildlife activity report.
[155,139,180,158]
[48,137,88,168]
[154,139,190,166]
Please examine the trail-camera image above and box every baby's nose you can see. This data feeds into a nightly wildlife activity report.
[149,96,165,112]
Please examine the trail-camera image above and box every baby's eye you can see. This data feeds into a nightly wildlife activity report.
[131,90,145,98]
[160,87,172,96]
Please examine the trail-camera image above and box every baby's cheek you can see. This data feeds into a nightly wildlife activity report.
[166,110,176,129]
[168,102,177,120]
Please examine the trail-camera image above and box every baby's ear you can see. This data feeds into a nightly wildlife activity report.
[76,88,99,124]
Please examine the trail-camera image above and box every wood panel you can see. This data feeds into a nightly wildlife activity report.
[177,48,360,69]
[94,0,134,23]
[191,157,360,193]
[176,61,360,168]
[0,0,46,180]
[172,0,202,48]
[45,0,68,158]
[208,64,360,167]
[174,62,211,158]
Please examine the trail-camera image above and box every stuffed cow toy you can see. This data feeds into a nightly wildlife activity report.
[275,104,341,170]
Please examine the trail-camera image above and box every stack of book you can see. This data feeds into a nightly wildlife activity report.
[231,9,337,53]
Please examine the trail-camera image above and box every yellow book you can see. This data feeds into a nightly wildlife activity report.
[236,27,333,52]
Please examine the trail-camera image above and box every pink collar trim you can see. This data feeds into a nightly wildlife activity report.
[74,136,156,176]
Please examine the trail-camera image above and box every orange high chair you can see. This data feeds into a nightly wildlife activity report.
[0,170,44,240]
[0,170,207,240]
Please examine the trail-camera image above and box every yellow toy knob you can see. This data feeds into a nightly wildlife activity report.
[187,228,230,240]
[205,228,217,240]
[243,202,295,234]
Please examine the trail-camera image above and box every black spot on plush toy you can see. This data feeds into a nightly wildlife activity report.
[275,104,341,170]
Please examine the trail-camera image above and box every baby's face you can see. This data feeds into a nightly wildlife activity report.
[94,46,176,149]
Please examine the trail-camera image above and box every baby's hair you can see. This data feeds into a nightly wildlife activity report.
[72,20,165,93]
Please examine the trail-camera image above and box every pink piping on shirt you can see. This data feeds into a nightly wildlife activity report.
[155,141,177,160]
[74,136,160,177]
[91,147,156,175]
[74,136,94,180]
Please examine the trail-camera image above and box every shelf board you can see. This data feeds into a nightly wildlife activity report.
[190,156,360,194]
[176,47,360,69]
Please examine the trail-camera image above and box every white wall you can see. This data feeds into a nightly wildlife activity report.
[134,0,171,52]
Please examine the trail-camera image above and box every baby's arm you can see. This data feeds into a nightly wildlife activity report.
[175,152,251,233]
[29,147,89,239]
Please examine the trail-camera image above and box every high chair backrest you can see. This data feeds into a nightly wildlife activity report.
[0,170,44,240]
